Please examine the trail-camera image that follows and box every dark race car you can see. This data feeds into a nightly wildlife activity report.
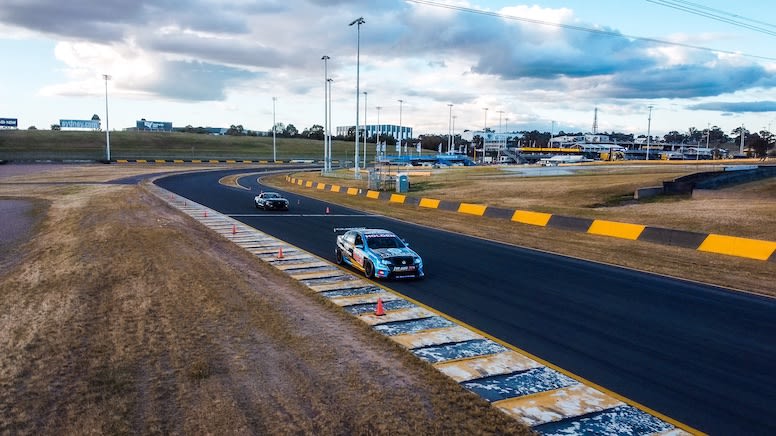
[335,227,424,280]
[254,192,289,210]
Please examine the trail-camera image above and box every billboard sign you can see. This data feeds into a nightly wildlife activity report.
[60,119,100,129]
[136,120,173,131]
[0,118,18,128]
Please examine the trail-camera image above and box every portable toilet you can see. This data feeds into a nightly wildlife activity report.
[396,173,409,193]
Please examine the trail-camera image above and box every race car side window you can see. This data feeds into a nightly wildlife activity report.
[354,234,363,248]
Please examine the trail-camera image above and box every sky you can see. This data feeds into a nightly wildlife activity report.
[0,0,775,138]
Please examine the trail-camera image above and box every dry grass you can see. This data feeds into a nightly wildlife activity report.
[270,165,776,297]
[0,166,531,435]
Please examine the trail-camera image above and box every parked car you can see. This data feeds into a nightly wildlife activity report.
[335,227,424,279]
[254,192,289,210]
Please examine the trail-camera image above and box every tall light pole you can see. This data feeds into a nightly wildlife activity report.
[272,96,277,162]
[327,78,333,170]
[321,55,330,173]
[447,104,453,154]
[482,107,488,163]
[102,74,111,162]
[349,17,365,179]
[646,105,653,161]
[376,105,382,160]
[452,115,457,153]
[363,91,368,168]
[704,122,709,161]
[398,99,404,157]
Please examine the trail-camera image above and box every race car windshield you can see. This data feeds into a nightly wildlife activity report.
[366,236,405,249]
[264,193,280,198]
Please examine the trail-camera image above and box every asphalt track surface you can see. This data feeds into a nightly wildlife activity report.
[155,168,776,435]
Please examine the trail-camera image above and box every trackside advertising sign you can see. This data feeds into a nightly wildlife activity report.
[0,118,18,128]
[60,119,100,129]
[136,120,173,131]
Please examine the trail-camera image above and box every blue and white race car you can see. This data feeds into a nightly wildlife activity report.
[335,228,424,280]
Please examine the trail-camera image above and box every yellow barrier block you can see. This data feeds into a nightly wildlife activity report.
[588,219,645,240]
[389,194,406,204]
[173,159,184,164]
[366,190,380,199]
[511,210,552,226]
[259,160,269,164]
[226,160,236,164]
[209,160,219,164]
[297,179,303,186]
[458,203,487,216]
[699,234,776,261]
[116,159,128,163]
[305,181,313,188]
[330,185,341,193]
[191,159,202,163]
[242,160,252,164]
[347,187,359,195]
[136,159,147,163]
[316,182,326,190]
[155,159,166,164]
[419,198,440,209]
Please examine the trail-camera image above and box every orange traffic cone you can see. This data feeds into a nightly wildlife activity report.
[203,210,208,218]
[277,247,284,259]
[375,298,386,316]
[325,207,330,214]
[231,224,237,235]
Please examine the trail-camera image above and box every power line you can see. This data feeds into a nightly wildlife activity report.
[647,0,776,37]
[405,0,776,62]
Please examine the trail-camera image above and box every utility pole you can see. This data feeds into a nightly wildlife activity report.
[646,105,653,161]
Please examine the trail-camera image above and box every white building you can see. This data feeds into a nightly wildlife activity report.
[336,124,413,142]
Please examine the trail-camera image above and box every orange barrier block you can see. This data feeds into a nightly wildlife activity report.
[366,190,380,199]
[458,203,487,216]
[316,182,326,190]
[305,181,314,188]
[699,234,776,261]
[330,185,342,193]
[389,194,406,204]
[511,210,552,227]
[347,187,359,196]
[419,198,440,209]
[588,219,645,240]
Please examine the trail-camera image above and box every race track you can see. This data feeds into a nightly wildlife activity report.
[155,168,776,434]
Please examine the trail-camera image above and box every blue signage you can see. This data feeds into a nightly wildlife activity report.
[136,120,173,131]
[60,119,100,129]
[0,118,18,128]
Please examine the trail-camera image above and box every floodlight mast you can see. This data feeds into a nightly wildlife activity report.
[349,17,365,179]
[103,74,111,162]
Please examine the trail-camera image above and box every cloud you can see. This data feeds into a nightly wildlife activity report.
[687,101,776,113]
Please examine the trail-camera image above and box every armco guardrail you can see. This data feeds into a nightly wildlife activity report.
[285,175,776,262]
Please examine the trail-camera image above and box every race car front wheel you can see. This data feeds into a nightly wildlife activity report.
[335,248,344,265]
[364,261,375,279]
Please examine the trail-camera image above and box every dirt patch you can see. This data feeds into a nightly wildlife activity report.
[0,176,531,434]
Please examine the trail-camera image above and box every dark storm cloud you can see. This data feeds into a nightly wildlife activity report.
[144,33,296,69]
[0,0,248,41]
[142,60,256,101]
[606,63,776,99]
[687,101,776,113]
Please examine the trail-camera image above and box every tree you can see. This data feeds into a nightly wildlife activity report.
[226,124,244,136]
[269,122,285,136]
[305,124,324,140]
[51,124,61,131]
[27,125,37,130]
[283,124,298,137]
[91,114,100,121]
